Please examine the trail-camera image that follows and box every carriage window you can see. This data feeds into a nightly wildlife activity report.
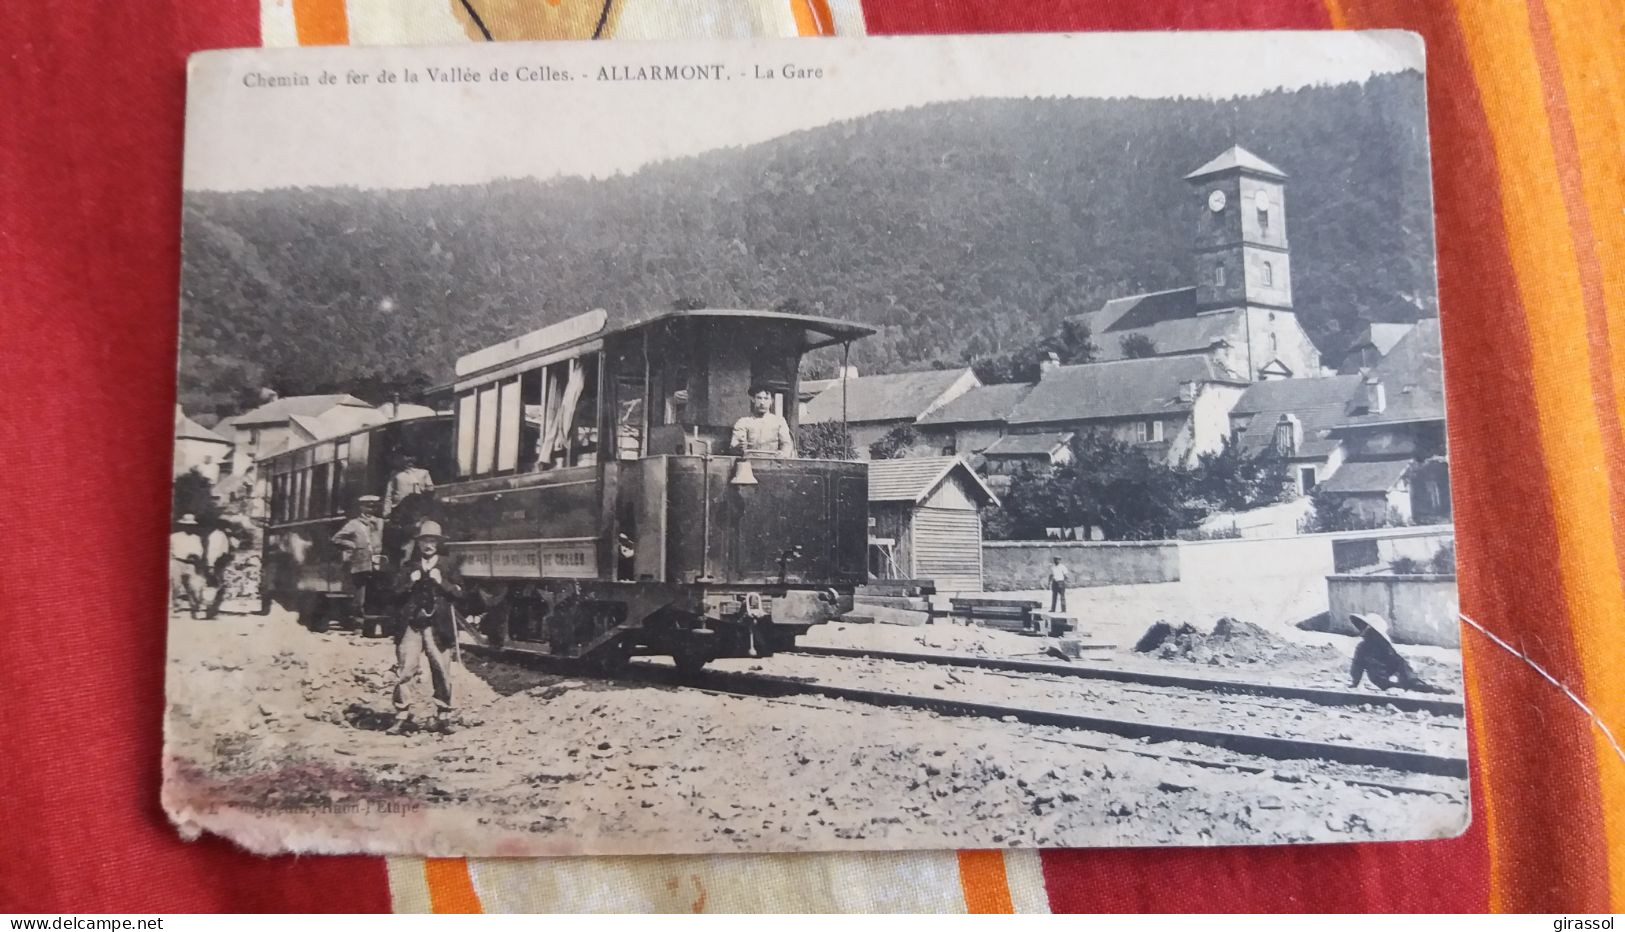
[520,368,545,470]
[456,392,477,477]
[270,474,286,523]
[530,354,600,470]
[309,462,331,517]
[496,377,522,473]
[332,441,348,512]
[475,383,500,475]
[615,375,645,461]
[295,469,310,520]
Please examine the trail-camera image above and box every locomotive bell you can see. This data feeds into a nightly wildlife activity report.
[729,457,759,488]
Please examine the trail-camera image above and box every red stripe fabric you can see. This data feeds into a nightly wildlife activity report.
[0,1,391,913]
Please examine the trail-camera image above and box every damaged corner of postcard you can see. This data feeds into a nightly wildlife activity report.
[164,31,1468,857]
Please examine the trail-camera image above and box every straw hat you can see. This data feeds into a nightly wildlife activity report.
[415,520,446,540]
[1349,612,1393,643]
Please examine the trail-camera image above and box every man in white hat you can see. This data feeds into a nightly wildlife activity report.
[1348,612,1448,693]
[169,514,207,619]
[332,495,386,636]
[386,520,479,733]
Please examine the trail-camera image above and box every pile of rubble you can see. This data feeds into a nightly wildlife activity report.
[1134,617,1339,669]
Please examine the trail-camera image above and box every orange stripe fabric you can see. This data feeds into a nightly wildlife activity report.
[791,0,836,36]
[424,858,483,914]
[291,0,349,45]
[958,850,1014,914]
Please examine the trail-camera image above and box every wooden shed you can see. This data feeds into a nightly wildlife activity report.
[867,456,998,594]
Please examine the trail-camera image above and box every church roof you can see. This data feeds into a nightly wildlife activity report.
[1184,145,1288,181]
[1070,287,1246,365]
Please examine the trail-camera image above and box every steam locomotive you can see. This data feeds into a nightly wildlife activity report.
[260,308,874,672]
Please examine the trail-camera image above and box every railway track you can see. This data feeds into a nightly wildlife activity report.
[463,642,1469,781]
[790,644,1465,717]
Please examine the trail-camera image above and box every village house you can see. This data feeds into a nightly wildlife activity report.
[1227,374,1365,495]
[1335,321,1417,374]
[1069,145,1321,381]
[865,456,998,593]
[173,406,233,482]
[1317,318,1449,525]
[978,431,1074,488]
[801,367,979,457]
[224,393,385,469]
[912,381,1036,457]
[1002,355,1249,468]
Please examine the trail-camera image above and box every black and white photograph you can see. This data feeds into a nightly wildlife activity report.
[163,32,1467,857]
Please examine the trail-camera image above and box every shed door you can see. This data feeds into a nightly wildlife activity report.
[911,507,983,593]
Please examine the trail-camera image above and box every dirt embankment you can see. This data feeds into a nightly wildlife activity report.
[163,611,1468,856]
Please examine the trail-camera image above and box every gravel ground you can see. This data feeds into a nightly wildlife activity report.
[164,609,1469,856]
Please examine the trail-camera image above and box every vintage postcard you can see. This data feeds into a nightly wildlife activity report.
[164,31,1467,856]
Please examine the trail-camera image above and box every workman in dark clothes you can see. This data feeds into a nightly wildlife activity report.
[385,520,482,734]
[1348,612,1450,694]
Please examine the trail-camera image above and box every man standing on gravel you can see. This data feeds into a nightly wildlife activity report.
[332,495,386,636]
[1048,556,1069,613]
[386,520,480,734]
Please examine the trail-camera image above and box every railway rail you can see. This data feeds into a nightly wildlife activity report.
[790,644,1465,717]
[463,642,1469,780]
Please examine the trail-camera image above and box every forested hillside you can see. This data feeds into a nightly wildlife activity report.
[178,71,1436,417]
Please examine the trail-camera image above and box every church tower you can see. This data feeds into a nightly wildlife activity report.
[1185,145,1315,379]
[1187,144,1291,311]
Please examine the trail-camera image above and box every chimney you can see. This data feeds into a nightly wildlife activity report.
[1177,380,1198,404]
[1364,375,1386,414]
[1272,413,1301,456]
[1038,351,1061,375]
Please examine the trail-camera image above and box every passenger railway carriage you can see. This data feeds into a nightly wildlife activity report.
[261,412,455,628]
[261,308,875,672]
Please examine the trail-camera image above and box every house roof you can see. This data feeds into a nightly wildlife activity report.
[1007,355,1242,426]
[982,432,1074,457]
[802,368,975,425]
[799,378,835,402]
[231,393,373,427]
[1318,458,1413,494]
[1336,318,1446,429]
[1184,145,1288,180]
[175,407,229,445]
[867,456,997,507]
[1231,375,1364,459]
[917,382,1035,426]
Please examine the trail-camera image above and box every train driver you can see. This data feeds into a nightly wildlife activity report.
[384,451,435,517]
[730,385,796,459]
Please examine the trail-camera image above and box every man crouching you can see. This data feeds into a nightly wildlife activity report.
[387,520,482,734]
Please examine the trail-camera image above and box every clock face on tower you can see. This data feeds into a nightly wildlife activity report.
[1207,189,1227,212]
